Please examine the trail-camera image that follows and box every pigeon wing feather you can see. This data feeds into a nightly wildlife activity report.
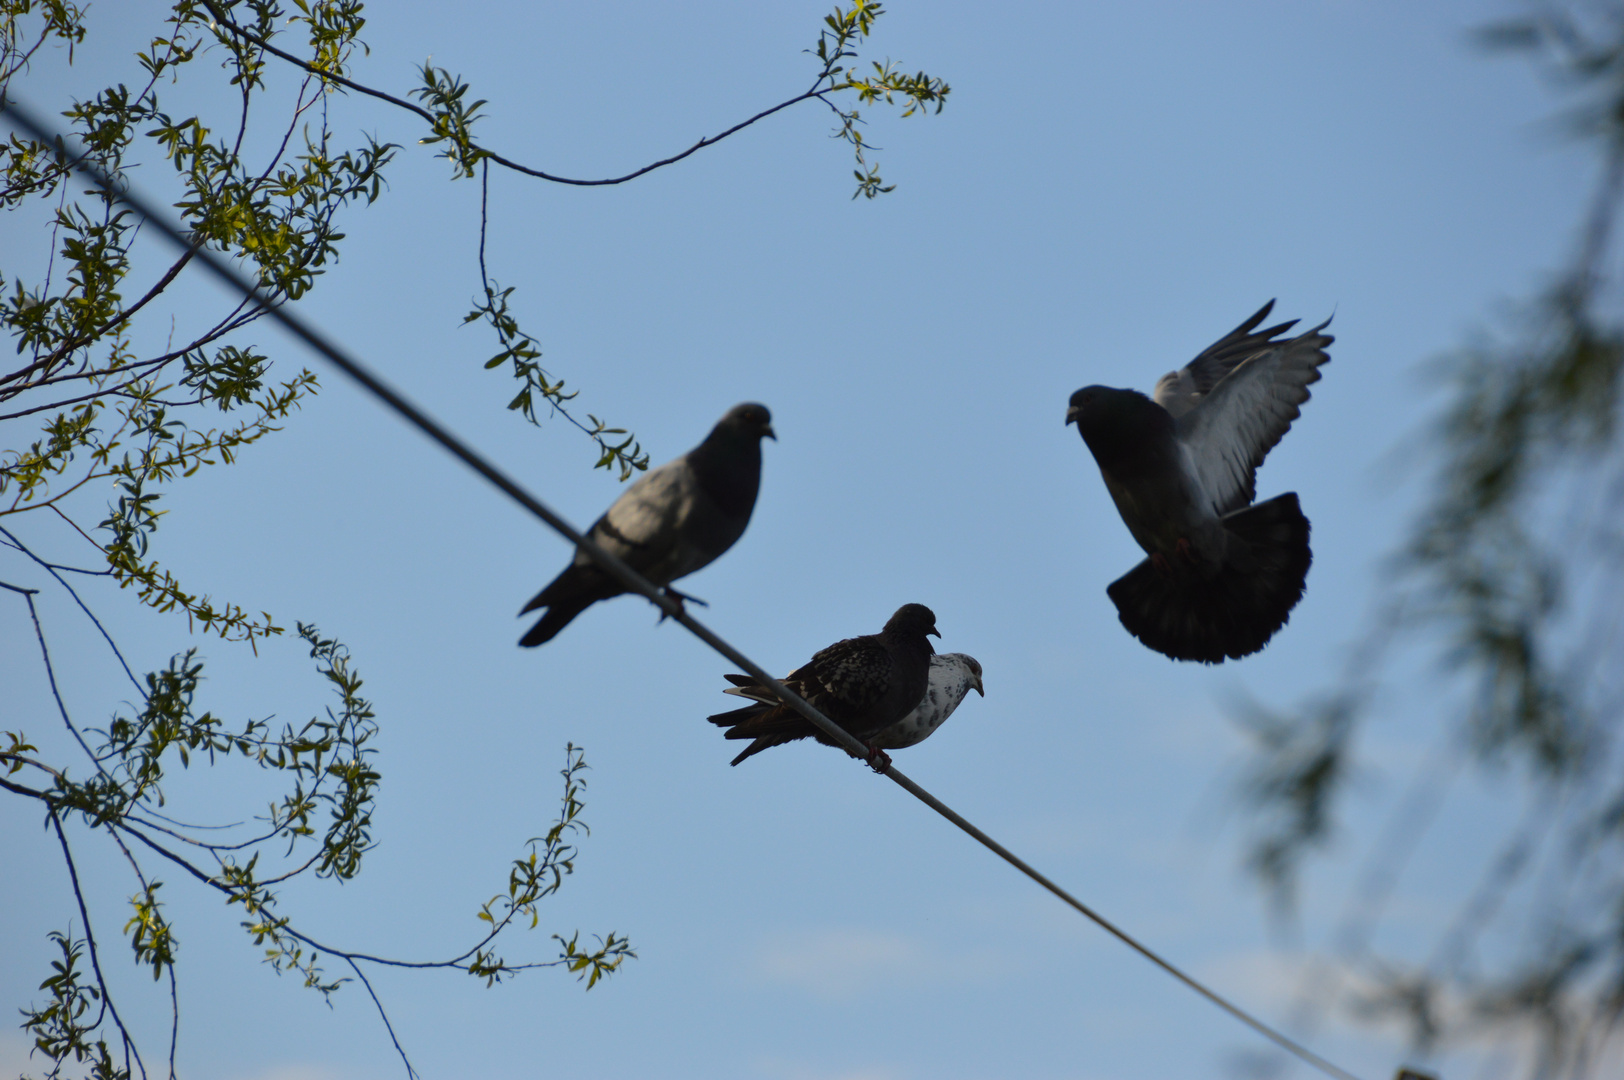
[1152,300,1303,418]
[793,638,893,719]
[582,456,698,580]
[1174,317,1332,516]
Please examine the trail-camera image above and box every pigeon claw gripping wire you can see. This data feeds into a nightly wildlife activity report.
[864,745,894,773]
[655,585,709,624]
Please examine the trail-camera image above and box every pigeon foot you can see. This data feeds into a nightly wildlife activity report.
[864,745,893,773]
[655,586,710,623]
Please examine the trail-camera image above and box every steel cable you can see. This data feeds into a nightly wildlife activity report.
[2,97,1367,1080]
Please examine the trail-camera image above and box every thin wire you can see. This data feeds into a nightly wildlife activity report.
[1,96,1368,1080]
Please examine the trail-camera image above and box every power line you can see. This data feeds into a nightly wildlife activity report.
[2,96,1368,1080]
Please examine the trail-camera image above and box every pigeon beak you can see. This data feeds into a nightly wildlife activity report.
[764,424,777,441]
[1065,404,1081,426]
[928,627,941,638]
[971,676,984,697]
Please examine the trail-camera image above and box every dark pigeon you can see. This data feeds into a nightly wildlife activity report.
[707,603,941,767]
[1066,301,1332,662]
[519,403,775,647]
[723,652,983,752]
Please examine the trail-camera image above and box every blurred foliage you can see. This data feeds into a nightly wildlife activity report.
[1233,6,1624,1076]
[4,0,943,1074]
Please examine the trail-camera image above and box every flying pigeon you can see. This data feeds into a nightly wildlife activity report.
[723,652,984,752]
[1065,301,1332,663]
[706,603,941,767]
[519,403,775,646]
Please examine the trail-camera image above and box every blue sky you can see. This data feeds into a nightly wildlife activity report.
[0,2,1605,1078]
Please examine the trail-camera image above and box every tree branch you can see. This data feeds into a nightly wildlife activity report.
[195,0,834,187]
[50,811,148,1080]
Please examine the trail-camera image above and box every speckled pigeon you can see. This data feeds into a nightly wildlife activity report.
[706,603,940,767]
[1065,301,1332,663]
[518,403,775,647]
[724,652,984,752]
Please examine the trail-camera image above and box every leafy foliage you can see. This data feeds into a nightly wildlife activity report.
[3,612,624,1076]
[5,1,948,1075]
[815,1,951,199]
[428,0,950,453]
[2,0,383,640]
[193,0,948,469]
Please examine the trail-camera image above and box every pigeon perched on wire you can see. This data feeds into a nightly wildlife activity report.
[723,652,984,753]
[707,603,941,768]
[519,403,775,647]
[1066,301,1332,663]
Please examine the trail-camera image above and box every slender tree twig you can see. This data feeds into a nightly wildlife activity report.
[195,0,841,188]
[50,812,148,1080]
[2,525,141,691]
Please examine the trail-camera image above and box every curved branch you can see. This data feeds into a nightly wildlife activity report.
[0,381,162,420]
[0,31,204,396]
[0,299,267,413]
[113,813,518,972]
[109,787,607,986]
[0,753,66,782]
[196,0,832,187]
[50,812,148,1080]
[14,580,122,766]
[45,504,111,556]
[0,246,200,395]
[0,773,50,799]
[342,956,419,1080]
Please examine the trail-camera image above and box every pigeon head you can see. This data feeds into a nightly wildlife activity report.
[885,603,940,639]
[959,654,985,696]
[1066,385,1173,470]
[713,402,776,443]
[686,402,774,518]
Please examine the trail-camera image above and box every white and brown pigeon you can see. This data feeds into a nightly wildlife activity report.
[1066,301,1332,663]
[519,403,774,646]
[723,652,984,753]
[706,603,941,767]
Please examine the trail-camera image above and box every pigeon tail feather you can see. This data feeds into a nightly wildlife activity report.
[729,737,788,767]
[518,594,599,647]
[707,701,771,729]
[707,701,826,766]
[1106,492,1311,663]
[518,564,621,647]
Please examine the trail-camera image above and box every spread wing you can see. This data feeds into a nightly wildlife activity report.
[1152,301,1303,419]
[1175,317,1332,516]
